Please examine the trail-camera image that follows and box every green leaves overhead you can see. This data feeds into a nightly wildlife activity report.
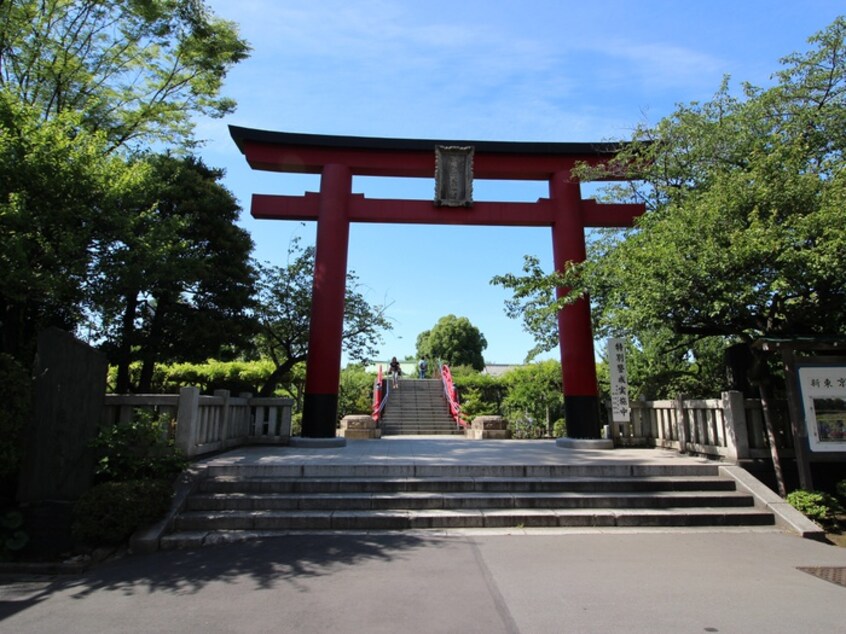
[0,0,250,150]
[0,1,250,369]
[0,94,137,358]
[494,17,846,377]
[91,154,257,392]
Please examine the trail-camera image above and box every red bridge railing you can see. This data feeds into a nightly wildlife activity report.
[372,364,386,423]
[440,363,464,428]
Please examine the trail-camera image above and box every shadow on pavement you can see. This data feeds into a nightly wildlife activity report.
[1,532,443,616]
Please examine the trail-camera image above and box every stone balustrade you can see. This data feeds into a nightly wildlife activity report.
[103,386,293,458]
[617,391,792,461]
[102,387,788,465]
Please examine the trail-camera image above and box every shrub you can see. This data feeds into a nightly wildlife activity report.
[338,365,375,420]
[72,480,172,545]
[552,418,567,438]
[509,416,547,439]
[459,386,500,420]
[836,479,846,502]
[786,489,844,525]
[0,354,30,482]
[92,410,187,483]
[73,409,185,548]
[1,509,29,561]
[453,373,507,417]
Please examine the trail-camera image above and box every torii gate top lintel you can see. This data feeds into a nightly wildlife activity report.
[229,125,630,180]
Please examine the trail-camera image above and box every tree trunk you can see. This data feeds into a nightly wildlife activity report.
[259,357,302,397]
[114,290,139,393]
[138,295,170,393]
[758,381,787,498]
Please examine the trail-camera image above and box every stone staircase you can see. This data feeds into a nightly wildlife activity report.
[160,462,777,549]
[379,378,462,435]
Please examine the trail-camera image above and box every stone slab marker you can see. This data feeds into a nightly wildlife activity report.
[339,415,381,439]
[467,416,511,440]
[17,328,107,555]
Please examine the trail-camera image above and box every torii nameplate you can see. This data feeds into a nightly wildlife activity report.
[434,145,474,207]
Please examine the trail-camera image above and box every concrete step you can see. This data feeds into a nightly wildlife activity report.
[160,462,777,548]
[382,430,464,436]
[187,490,756,512]
[380,422,459,432]
[381,413,454,419]
[199,475,737,494]
[169,506,774,535]
[380,379,454,436]
[203,463,723,479]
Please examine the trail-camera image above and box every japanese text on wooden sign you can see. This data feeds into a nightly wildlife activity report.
[607,338,629,423]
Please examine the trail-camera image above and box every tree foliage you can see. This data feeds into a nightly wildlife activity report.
[107,358,277,395]
[494,18,846,395]
[0,94,137,361]
[453,372,507,420]
[596,332,729,401]
[491,255,562,362]
[338,365,376,420]
[501,360,563,433]
[0,1,250,369]
[585,18,846,341]
[92,154,257,392]
[255,238,393,396]
[0,0,249,151]
[416,315,487,371]
[451,362,563,436]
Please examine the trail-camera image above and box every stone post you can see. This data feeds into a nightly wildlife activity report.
[674,393,689,454]
[722,390,750,463]
[175,386,201,457]
[214,389,231,445]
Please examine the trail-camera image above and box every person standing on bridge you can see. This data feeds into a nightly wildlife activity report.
[418,356,428,379]
[389,357,402,388]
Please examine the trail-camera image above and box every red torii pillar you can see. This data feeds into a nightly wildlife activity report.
[306,163,352,429]
[230,127,644,439]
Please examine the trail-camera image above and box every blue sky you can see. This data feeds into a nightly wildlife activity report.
[197,1,843,366]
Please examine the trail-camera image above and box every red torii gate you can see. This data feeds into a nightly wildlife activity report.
[230,126,644,440]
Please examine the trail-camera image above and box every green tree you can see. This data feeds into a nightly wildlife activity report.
[417,315,487,371]
[338,365,376,421]
[0,0,250,364]
[492,255,561,363]
[0,95,137,362]
[494,18,846,393]
[92,154,257,392]
[596,332,729,401]
[502,360,563,436]
[584,19,846,343]
[0,0,249,150]
[255,239,393,396]
[453,372,507,421]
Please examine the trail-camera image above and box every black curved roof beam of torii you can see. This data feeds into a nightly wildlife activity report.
[229,126,646,228]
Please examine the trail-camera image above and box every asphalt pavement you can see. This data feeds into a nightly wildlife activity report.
[2,528,846,633]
